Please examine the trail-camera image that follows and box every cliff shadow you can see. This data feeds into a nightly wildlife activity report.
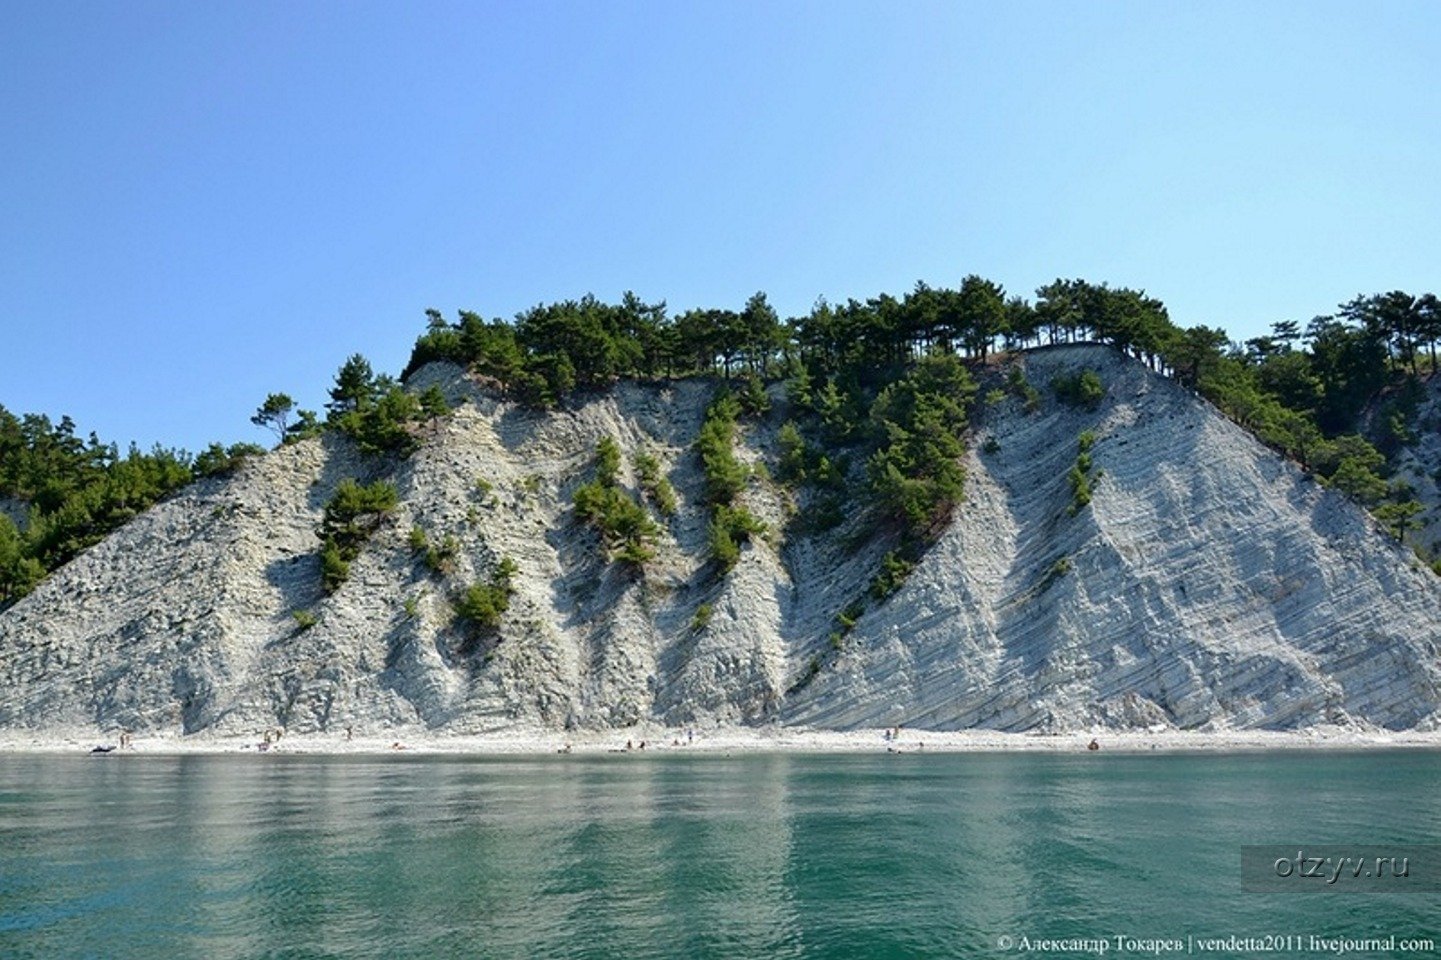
[264,553,324,628]
[303,432,392,514]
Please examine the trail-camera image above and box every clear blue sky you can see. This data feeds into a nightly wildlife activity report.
[4,1,1438,452]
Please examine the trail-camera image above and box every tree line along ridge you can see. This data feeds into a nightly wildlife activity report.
[2,277,1439,608]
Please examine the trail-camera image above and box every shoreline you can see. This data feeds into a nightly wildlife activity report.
[3,725,1441,757]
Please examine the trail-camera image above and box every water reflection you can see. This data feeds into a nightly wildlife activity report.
[0,751,1438,958]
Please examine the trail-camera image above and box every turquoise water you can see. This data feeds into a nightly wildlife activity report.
[1,751,1438,958]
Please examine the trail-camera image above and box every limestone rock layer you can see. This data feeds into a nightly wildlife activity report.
[2,346,1438,736]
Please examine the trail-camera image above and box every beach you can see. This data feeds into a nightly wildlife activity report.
[4,724,1440,756]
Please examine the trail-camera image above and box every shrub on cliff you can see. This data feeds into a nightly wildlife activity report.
[1052,369,1105,409]
[317,479,397,593]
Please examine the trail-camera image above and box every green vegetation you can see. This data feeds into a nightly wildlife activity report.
[786,356,978,624]
[775,420,847,494]
[7,277,1441,609]
[319,541,351,594]
[1040,556,1073,592]
[693,393,766,572]
[787,652,825,696]
[792,494,845,535]
[737,374,771,418]
[593,436,621,486]
[690,602,712,632]
[455,557,519,633]
[695,394,748,505]
[776,421,808,485]
[317,479,398,592]
[572,437,661,568]
[418,385,450,423]
[633,451,678,517]
[291,609,318,631]
[867,354,978,537]
[409,526,459,575]
[1322,437,1388,506]
[1068,469,1091,512]
[286,410,324,443]
[251,393,296,443]
[869,549,916,600]
[1052,369,1106,408]
[1067,432,1098,515]
[403,291,787,405]
[1178,296,1437,554]
[0,408,221,605]
[0,518,42,606]
[1375,496,1424,542]
[193,442,265,479]
[707,503,767,573]
[1005,366,1042,413]
[325,354,429,457]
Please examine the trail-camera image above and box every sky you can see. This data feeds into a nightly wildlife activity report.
[3,1,1439,453]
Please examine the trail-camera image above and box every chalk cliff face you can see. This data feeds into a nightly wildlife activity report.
[1,346,1439,736]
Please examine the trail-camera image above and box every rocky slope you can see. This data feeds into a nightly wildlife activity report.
[2,346,1439,737]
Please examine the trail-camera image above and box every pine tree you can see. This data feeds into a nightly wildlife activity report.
[250,393,295,443]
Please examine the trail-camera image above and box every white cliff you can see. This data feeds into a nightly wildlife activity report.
[2,345,1439,737]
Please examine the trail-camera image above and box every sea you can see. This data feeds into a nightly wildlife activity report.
[1,750,1438,958]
